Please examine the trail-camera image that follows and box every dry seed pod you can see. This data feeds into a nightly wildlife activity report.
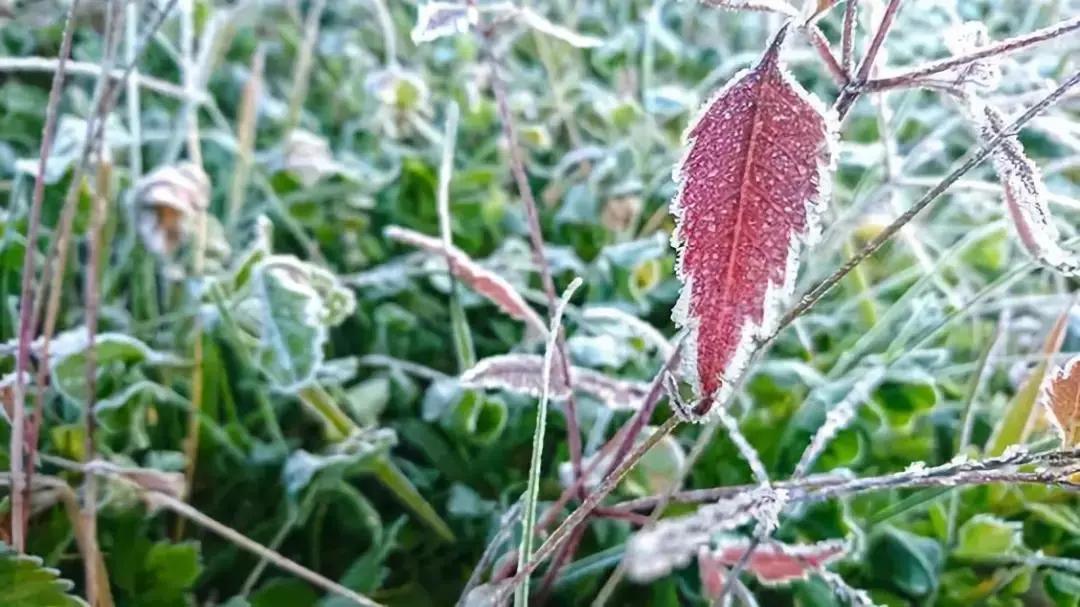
[135,162,211,258]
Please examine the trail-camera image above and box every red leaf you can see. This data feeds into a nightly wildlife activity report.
[385,226,548,333]
[461,354,651,410]
[699,538,847,598]
[671,26,835,415]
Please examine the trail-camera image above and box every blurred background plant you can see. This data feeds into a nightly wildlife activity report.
[0,0,1079,605]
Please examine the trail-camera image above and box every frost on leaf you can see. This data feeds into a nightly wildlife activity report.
[964,102,1080,276]
[707,0,799,17]
[411,2,476,44]
[1039,354,1080,447]
[670,25,835,417]
[624,486,789,581]
[461,354,650,410]
[709,537,847,584]
[386,225,547,333]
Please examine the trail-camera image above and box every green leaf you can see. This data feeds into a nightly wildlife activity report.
[49,331,180,403]
[251,579,318,607]
[1045,571,1080,607]
[145,541,202,592]
[872,379,937,428]
[953,515,1022,560]
[254,262,328,391]
[0,544,87,607]
[868,528,943,597]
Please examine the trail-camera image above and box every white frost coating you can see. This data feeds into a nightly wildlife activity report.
[460,353,651,410]
[717,407,769,484]
[624,486,788,582]
[704,536,849,586]
[668,33,838,421]
[516,7,603,48]
[794,369,884,478]
[963,99,1080,276]
[582,306,674,356]
[255,262,327,393]
[708,0,800,16]
[411,2,477,44]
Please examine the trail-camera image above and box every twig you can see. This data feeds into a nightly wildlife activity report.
[9,0,80,554]
[803,25,845,86]
[840,0,858,76]
[82,4,125,600]
[0,57,200,102]
[776,69,1080,340]
[493,416,681,604]
[866,16,1080,93]
[834,0,903,117]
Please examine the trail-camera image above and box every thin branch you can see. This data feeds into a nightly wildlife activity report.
[840,0,857,76]
[866,16,1080,93]
[834,0,902,117]
[803,25,846,86]
[9,0,80,554]
[775,69,1080,340]
[0,56,200,102]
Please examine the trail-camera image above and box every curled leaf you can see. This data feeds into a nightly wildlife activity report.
[386,225,547,334]
[1039,354,1080,447]
[702,537,848,587]
[670,26,836,416]
[460,354,650,410]
[966,101,1080,276]
[135,162,210,257]
[624,486,789,581]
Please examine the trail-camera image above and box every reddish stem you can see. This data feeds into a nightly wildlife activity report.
[9,0,81,552]
[835,0,903,117]
[841,0,858,75]
[805,26,846,86]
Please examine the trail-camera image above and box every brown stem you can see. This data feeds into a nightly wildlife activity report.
[840,0,858,76]
[834,0,903,117]
[485,30,586,492]
[804,25,846,86]
[9,0,81,554]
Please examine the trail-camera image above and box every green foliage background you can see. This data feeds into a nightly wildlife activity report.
[1,0,1080,605]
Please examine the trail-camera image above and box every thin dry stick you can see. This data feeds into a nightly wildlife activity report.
[179,0,209,539]
[123,480,383,607]
[226,45,266,230]
[486,30,586,489]
[9,0,80,553]
[82,137,114,607]
[0,56,198,102]
[81,3,125,601]
[26,0,180,511]
[125,0,143,180]
[867,16,1080,93]
[285,0,328,133]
